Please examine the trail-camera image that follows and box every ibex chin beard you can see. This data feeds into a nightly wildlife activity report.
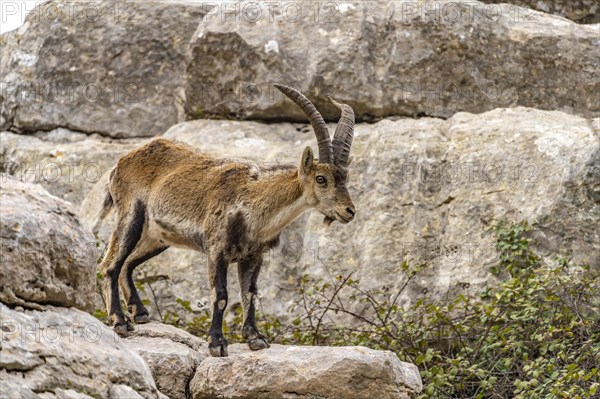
[323,216,335,226]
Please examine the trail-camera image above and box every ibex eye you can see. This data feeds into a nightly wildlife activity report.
[316,176,326,184]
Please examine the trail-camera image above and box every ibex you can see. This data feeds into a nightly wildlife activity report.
[98,84,356,357]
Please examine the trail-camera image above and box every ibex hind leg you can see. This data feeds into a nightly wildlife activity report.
[101,201,146,334]
[119,241,168,324]
[238,255,270,351]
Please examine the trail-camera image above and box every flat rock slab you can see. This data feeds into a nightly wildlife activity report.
[185,0,599,121]
[190,344,422,399]
[121,323,421,399]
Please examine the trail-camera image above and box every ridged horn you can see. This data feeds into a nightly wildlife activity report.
[274,83,333,164]
[328,97,355,169]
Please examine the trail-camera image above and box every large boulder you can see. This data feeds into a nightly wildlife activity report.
[184,0,599,122]
[0,175,97,310]
[0,303,166,399]
[77,108,599,322]
[190,344,422,399]
[0,0,211,138]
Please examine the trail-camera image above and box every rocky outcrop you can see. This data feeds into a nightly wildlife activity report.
[2,3,594,396]
[185,0,599,122]
[0,175,97,310]
[190,344,422,399]
[1,309,422,399]
[0,303,166,399]
[4,108,598,320]
[2,1,597,140]
[0,0,211,138]
[72,108,600,321]
[123,323,209,399]
[480,0,599,23]
[122,323,421,399]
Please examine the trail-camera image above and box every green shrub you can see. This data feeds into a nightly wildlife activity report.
[273,221,599,399]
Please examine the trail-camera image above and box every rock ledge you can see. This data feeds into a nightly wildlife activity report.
[190,344,422,399]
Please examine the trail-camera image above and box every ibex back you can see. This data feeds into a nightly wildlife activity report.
[99,84,356,357]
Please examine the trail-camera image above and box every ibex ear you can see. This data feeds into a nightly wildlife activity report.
[347,155,354,166]
[299,146,314,177]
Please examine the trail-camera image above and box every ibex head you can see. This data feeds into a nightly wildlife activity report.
[274,84,356,225]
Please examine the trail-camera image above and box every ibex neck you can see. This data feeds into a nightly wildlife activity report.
[254,168,308,241]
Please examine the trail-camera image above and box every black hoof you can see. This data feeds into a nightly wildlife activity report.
[248,336,270,351]
[113,320,133,335]
[208,336,229,357]
[134,314,151,324]
[111,313,133,335]
[209,345,228,357]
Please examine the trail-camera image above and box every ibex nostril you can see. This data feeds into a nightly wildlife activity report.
[346,207,355,217]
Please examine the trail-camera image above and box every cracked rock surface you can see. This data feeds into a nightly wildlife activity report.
[0,0,211,138]
[0,175,97,311]
[2,0,597,138]
[0,130,141,205]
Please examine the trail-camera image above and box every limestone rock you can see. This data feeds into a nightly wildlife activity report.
[190,344,422,399]
[0,0,211,138]
[3,0,596,138]
[123,323,209,399]
[0,303,165,399]
[185,0,599,122]
[0,175,96,310]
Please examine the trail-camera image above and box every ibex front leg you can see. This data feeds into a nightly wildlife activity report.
[238,255,270,351]
[208,255,229,357]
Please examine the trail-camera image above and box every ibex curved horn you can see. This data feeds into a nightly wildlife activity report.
[328,97,355,169]
[274,83,333,164]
